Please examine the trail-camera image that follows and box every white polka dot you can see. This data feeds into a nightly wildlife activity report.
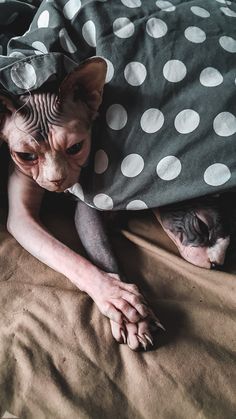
[11,63,37,89]
[104,58,114,83]
[121,154,144,177]
[140,108,164,133]
[204,164,231,186]
[94,149,109,174]
[67,183,84,200]
[59,28,77,53]
[184,26,206,43]
[219,36,236,53]
[156,156,181,180]
[220,6,236,17]
[156,0,176,12]
[163,60,187,82]
[9,51,26,58]
[124,62,147,86]
[113,17,135,38]
[37,10,49,28]
[146,18,168,38]
[216,0,231,4]
[63,0,81,20]
[200,67,223,87]
[213,112,236,136]
[32,41,48,55]
[126,200,148,210]
[82,20,96,47]
[121,0,141,7]
[174,109,200,134]
[93,194,113,210]
[156,0,175,11]
[106,104,128,130]
[190,6,210,18]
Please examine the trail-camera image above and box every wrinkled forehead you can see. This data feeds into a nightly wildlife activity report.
[18,92,65,138]
[9,91,91,146]
[19,91,91,121]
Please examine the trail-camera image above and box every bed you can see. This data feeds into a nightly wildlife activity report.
[0,149,236,418]
[0,0,236,416]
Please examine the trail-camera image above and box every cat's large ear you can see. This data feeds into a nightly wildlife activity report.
[0,94,18,139]
[59,57,107,116]
[0,93,17,115]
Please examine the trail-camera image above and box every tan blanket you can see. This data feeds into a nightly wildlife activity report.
[0,200,236,419]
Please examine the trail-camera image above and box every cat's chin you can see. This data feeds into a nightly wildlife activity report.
[39,185,66,193]
[39,181,77,193]
[54,186,68,193]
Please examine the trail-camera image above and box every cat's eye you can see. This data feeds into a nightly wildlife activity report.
[16,152,38,162]
[66,142,84,155]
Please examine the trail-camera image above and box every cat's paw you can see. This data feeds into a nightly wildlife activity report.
[110,316,165,351]
[89,271,150,324]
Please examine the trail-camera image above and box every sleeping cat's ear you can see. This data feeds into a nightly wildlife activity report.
[59,57,107,117]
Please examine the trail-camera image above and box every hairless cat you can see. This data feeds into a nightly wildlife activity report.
[0,58,231,350]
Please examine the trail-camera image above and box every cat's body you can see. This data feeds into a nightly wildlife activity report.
[0,58,230,350]
[1,59,162,350]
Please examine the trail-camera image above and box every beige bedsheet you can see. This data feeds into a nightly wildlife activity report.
[0,198,236,419]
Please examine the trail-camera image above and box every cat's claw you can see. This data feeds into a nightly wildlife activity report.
[154,321,166,331]
[137,334,148,351]
[121,329,127,344]
[144,333,154,346]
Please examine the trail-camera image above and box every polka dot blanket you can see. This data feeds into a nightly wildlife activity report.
[0,0,236,211]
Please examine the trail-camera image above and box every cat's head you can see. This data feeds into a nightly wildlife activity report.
[0,57,107,192]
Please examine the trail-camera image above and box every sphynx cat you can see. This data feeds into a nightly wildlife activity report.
[0,58,230,350]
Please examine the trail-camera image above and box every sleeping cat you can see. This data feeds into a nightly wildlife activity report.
[0,57,230,350]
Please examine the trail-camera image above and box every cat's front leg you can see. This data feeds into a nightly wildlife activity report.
[74,200,164,349]
[7,167,151,335]
[74,200,121,275]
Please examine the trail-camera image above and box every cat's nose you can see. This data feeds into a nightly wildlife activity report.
[50,178,66,187]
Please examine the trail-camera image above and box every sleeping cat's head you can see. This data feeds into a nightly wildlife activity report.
[0,57,107,192]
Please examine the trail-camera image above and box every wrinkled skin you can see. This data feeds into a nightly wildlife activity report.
[1,58,163,351]
[153,197,230,269]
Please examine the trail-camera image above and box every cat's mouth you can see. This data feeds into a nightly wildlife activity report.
[38,178,77,192]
